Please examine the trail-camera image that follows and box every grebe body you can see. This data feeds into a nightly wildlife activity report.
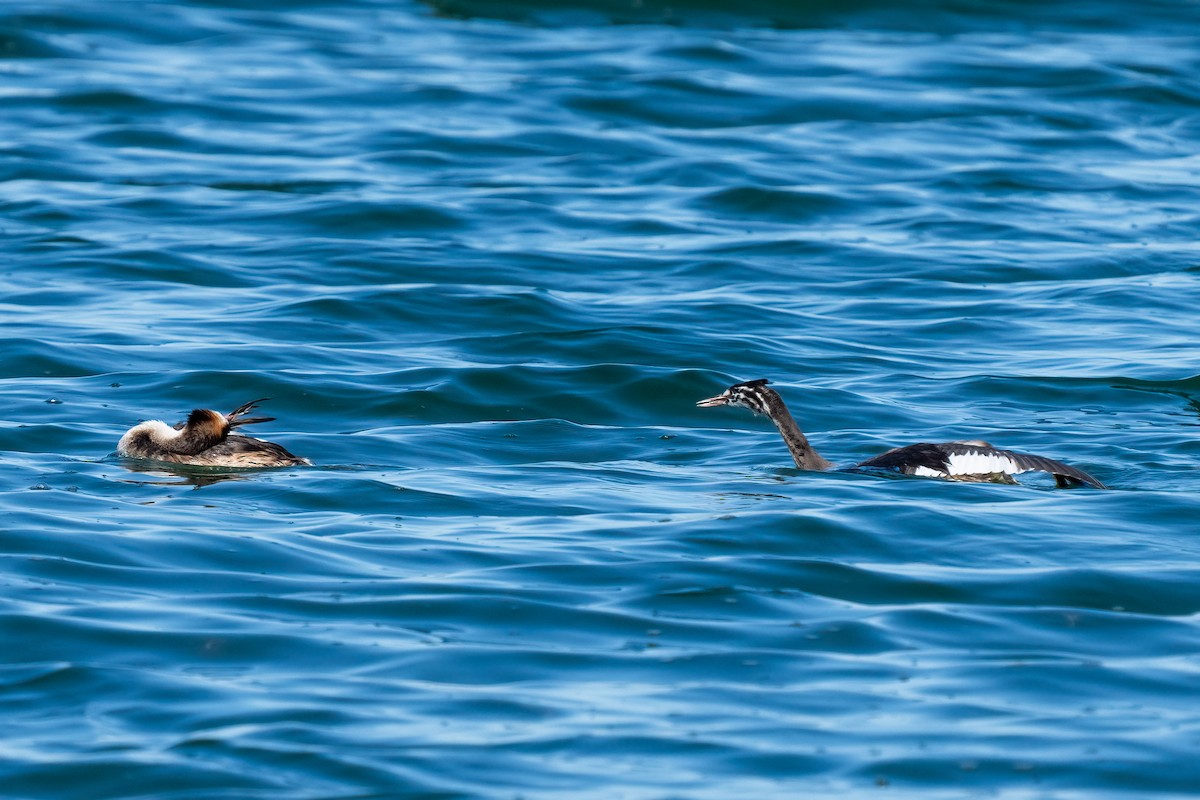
[117,399,310,468]
[697,379,1105,489]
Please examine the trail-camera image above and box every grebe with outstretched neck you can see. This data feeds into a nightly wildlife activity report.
[697,379,1105,488]
[117,399,310,468]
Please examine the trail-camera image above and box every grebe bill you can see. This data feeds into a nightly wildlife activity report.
[117,398,310,468]
[697,378,1106,489]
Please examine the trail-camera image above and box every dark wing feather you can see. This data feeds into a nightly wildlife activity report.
[855,443,949,473]
[187,434,309,467]
[856,441,1106,489]
[989,447,1106,489]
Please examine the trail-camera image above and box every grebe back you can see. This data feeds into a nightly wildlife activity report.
[117,398,310,468]
[697,379,1105,489]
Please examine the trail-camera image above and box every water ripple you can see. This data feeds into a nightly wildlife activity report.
[3,1,1200,797]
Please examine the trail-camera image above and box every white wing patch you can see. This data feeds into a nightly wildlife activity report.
[944,449,1024,477]
[912,465,946,478]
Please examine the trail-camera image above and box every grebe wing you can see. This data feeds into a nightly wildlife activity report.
[856,441,1106,489]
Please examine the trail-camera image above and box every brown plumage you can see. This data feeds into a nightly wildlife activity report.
[117,399,310,468]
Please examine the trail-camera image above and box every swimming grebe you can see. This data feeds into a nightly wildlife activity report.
[697,379,1106,488]
[117,398,310,468]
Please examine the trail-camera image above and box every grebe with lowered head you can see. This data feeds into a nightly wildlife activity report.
[117,398,310,468]
[697,379,1105,488]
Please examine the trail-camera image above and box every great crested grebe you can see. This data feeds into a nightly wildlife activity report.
[117,398,310,468]
[697,379,1105,489]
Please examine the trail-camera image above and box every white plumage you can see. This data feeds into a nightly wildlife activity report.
[943,449,1023,477]
[117,420,181,456]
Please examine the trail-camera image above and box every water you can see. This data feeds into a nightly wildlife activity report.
[3,1,1200,797]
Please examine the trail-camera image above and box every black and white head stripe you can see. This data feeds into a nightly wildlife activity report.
[696,378,774,415]
[857,441,1106,488]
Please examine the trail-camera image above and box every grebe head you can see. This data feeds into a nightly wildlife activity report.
[183,398,273,438]
[184,408,229,440]
[696,378,774,416]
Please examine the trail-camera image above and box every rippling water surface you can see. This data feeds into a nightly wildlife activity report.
[4,1,1200,797]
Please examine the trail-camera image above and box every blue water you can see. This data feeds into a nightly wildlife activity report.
[4,1,1200,797]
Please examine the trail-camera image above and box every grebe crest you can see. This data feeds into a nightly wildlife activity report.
[698,378,1105,489]
[118,398,310,468]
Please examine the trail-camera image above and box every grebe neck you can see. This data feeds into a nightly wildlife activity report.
[759,387,835,471]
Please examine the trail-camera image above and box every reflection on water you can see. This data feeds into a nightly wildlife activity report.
[116,459,256,488]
